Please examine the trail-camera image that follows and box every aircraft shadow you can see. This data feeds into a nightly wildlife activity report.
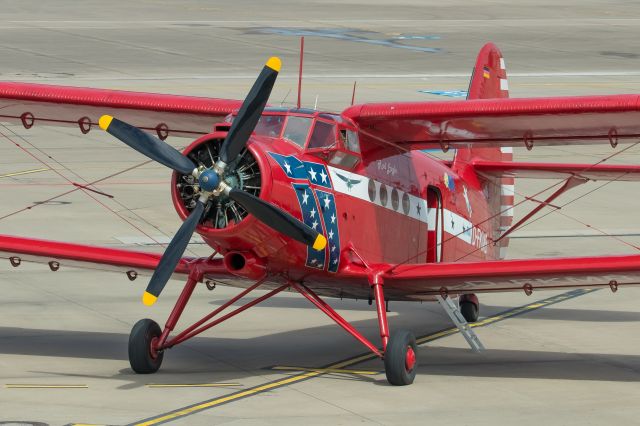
[0,307,639,389]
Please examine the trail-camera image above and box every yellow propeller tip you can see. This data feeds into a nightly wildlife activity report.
[266,56,281,72]
[142,291,158,306]
[98,115,113,130]
[312,234,327,251]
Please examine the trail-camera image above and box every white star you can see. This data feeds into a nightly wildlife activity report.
[308,168,317,181]
[310,207,316,218]
[319,169,328,183]
[312,220,318,229]
[328,230,334,239]
[330,214,336,224]
[283,161,292,175]
[310,258,317,264]
[333,258,338,265]
[301,190,309,205]
[331,245,336,252]
[323,196,331,209]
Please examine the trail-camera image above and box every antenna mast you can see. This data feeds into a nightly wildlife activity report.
[297,36,304,109]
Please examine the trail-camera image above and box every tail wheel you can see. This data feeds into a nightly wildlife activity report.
[460,301,479,323]
[384,330,418,386]
[129,318,164,374]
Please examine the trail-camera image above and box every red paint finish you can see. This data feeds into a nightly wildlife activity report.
[0,42,638,305]
[405,346,416,371]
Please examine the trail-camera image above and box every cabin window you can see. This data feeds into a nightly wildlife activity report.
[307,120,337,149]
[283,116,313,148]
[254,115,285,138]
[328,151,360,168]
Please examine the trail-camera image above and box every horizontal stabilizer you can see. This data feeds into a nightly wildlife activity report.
[472,161,640,181]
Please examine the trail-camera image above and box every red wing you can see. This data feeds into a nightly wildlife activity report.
[369,254,640,299]
[0,234,229,280]
[471,160,640,181]
[0,82,242,138]
[342,95,640,150]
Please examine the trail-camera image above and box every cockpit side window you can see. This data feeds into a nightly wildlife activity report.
[283,116,313,148]
[307,120,337,149]
[340,129,361,153]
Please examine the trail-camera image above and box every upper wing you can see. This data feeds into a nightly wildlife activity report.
[352,254,640,299]
[0,81,242,138]
[471,160,640,181]
[342,95,640,150]
[0,234,229,280]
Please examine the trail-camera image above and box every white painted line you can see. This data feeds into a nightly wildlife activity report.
[501,185,515,196]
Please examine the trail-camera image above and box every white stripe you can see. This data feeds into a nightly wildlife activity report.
[500,206,515,217]
[443,210,473,244]
[501,184,515,196]
[500,79,509,91]
[500,58,506,70]
[328,166,429,224]
[327,167,484,247]
[500,147,513,153]
[499,246,508,259]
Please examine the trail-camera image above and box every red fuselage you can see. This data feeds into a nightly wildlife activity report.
[171,108,500,300]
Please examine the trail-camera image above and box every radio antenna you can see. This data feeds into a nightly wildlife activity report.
[297,36,304,109]
[351,81,357,106]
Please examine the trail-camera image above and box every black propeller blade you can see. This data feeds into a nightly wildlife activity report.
[142,200,205,306]
[219,57,281,165]
[229,189,327,251]
[98,115,196,175]
[99,56,330,306]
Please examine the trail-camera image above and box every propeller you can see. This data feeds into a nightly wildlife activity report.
[98,57,327,306]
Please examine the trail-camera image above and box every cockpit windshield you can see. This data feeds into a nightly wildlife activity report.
[283,116,313,148]
[254,115,285,138]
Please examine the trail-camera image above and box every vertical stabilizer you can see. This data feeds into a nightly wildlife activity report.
[454,43,513,259]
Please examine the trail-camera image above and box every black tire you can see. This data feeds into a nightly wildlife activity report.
[460,301,479,323]
[384,330,418,386]
[129,318,163,374]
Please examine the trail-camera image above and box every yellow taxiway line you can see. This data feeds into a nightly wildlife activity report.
[272,365,380,375]
[0,167,49,178]
[121,288,596,426]
[146,383,241,388]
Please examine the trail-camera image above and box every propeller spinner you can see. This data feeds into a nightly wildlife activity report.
[98,57,327,306]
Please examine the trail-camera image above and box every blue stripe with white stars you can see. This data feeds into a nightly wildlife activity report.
[292,183,326,270]
[269,152,332,189]
[314,188,340,273]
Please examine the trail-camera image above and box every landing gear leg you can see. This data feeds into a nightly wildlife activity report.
[128,266,201,374]
[372,275,417,386]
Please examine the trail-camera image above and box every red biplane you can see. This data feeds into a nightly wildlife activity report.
[1,43,640,385]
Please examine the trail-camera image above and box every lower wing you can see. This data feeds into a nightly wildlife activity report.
[341,254,640,300]
[0,234,228,281]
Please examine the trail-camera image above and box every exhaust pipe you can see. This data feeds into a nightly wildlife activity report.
[223,251,266,280]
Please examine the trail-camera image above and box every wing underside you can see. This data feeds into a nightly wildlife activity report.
[0,81,242,138]
[361,254,640,300]
[342,95,640,151]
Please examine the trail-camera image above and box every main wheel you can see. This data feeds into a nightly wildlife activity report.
[460,301,479,323]
[384,330,418,386]
[129,318,164,374]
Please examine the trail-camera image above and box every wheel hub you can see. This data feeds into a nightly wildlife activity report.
[405,346,416,371]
